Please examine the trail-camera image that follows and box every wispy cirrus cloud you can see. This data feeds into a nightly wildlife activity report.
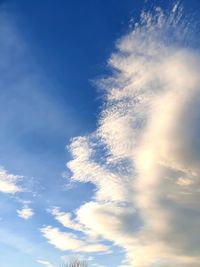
[37,259,55,267]
[40,226,109,253]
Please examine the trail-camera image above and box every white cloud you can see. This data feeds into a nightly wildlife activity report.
[64,4,200,267]
[37,259,55,267]
[67,136,132,202]
[49,207,83,232]
[0,167,23,194]
[17,205,34,220]
[40,226,109,253]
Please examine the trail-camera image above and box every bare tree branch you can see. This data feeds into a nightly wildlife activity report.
[61,257,88,267]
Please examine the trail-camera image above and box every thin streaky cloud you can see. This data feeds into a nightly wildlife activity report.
[37,259,55,267]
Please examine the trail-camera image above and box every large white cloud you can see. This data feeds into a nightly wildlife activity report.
[47,4,200,266]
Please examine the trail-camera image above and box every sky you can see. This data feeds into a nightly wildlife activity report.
[1,1,200,267]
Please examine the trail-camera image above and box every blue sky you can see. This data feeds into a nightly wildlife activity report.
[1,1,200,267]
